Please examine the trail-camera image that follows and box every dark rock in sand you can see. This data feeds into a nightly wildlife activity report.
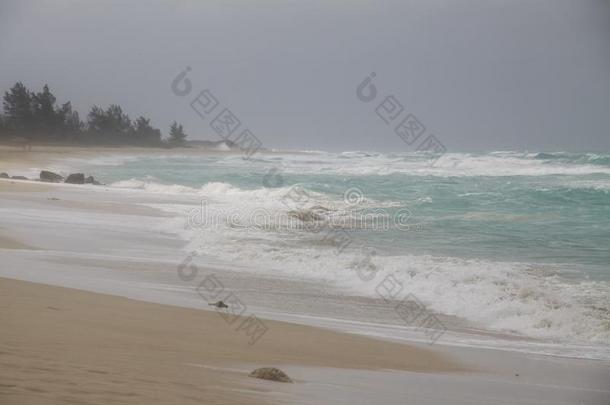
[0,173,9,179]
[288,209,324,222]
[11,176,28,180]
[249,367,293,383]
[210,300,228,309]
[40,170,64,183]
[65,173,85,184]
[84,175,103,185]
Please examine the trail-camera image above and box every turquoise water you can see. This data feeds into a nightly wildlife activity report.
[88,151,610,280]
[75,150,610,347]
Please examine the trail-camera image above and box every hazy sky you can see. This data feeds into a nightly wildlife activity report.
[1,0,609,152]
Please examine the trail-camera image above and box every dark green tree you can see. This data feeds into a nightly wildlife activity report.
[133,116,162,145]
[32,85,60,133]
[55,101,84,141]
[86,105,105,131]
[87,104,132,143]
[0,81,172,147]
[3,82,33,133]
[167,121,187,147]
[106,105,131,133]
[57,102,83,132]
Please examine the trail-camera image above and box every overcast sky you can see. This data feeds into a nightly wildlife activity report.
[1,0,609,152]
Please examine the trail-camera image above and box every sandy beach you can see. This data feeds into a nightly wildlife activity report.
[1,148,609,404]
[0,277,462,405]
[3,0,610,402]
[0,168,461,405]
[0,144,198,169]
[0,144,295,176]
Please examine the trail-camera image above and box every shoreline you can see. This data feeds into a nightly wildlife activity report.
[0,150,608,361]
[0,144,312,174]
[0,162,608,362]
[0,277,465,405]
[1,148,609,404]
[2,274,609,404]
[0,179,606,362]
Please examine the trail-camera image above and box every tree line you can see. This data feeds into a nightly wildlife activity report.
[0,82,187,147]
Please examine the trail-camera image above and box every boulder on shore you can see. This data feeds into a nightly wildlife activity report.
[84,175,102,185]
[0,173,9,179]
[65,173,85,184]
[249,367,293,383]
[11,176,28,180]
[40,170,64,183]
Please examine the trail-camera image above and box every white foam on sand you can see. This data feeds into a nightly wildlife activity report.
[183,228,610,347]
[117,180,610,354]
[1,179,609,360]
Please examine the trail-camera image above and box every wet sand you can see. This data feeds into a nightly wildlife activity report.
[1,153,609,405]
[0,277,462,405]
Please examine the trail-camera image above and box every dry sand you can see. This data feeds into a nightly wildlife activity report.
[0,144,293,174]
[0,277,464,405]
[0,180,50,193]
[0,233,33,250]
[0,144,181,171]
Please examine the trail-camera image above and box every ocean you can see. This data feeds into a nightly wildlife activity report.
[53,150,610,357]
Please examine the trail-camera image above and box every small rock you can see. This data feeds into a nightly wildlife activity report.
[210,300,228,308]
[65,173,85,184]
[40,170,64,183]
[288,209,324,222]
[249,367,293,383]
[0,173,9,179]
[85,176,103,185]
[11,176,28,180]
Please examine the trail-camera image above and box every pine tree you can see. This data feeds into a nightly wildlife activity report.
[133,116,162,145]
[3,82,33,133]
[32,84,59,132]
[87,104,132,143]
[57,102,83,133]
[167,121,187,147]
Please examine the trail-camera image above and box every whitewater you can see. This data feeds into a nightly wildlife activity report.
[41,150,610,359]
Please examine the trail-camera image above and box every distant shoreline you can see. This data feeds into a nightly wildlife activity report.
[0,143,312,173]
